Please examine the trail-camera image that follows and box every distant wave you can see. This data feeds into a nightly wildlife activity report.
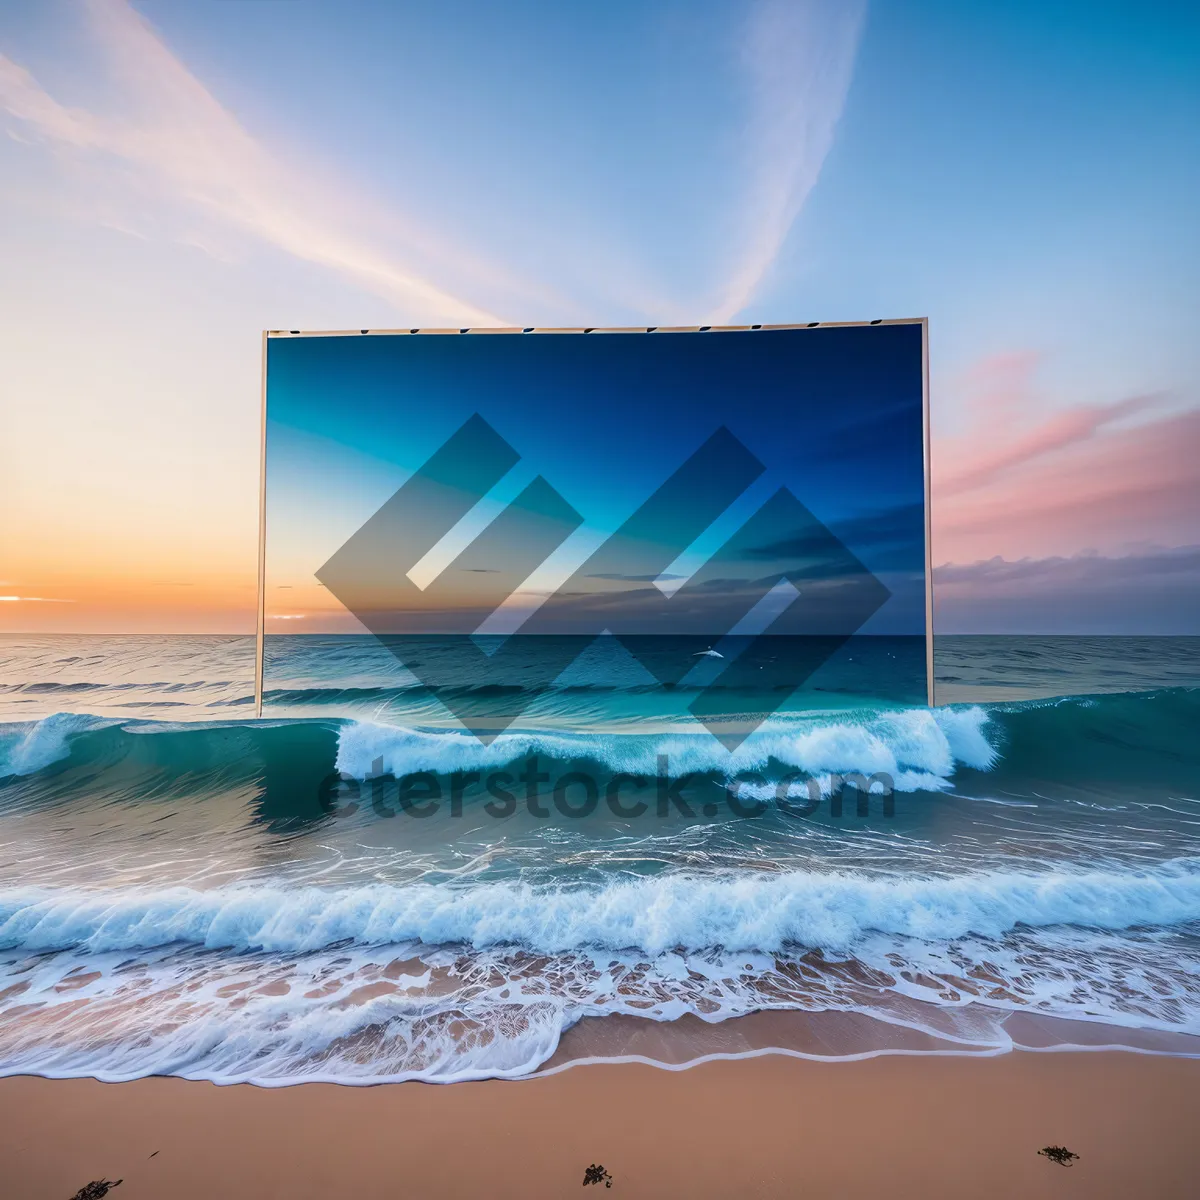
[0,681,243,694]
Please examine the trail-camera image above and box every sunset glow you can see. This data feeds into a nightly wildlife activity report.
[1,1,1196,634]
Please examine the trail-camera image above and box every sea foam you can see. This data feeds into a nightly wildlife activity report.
[0,712,113,777]
[333,705,996,786]
[4,860,1200,958]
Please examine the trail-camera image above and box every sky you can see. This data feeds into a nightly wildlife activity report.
[1,0,1197,635]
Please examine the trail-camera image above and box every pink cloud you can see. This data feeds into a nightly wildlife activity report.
[932,350,1199,564]
[937,393,1157,497]
[0,1,511,326]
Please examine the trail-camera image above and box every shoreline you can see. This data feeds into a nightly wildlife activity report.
[4,1003,1199,1090]
[538,1007,1200,1075]
[4,1050,1199,1198]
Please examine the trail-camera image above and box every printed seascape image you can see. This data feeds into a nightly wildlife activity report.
[259,323,931,729]
[1,322,1199,1088]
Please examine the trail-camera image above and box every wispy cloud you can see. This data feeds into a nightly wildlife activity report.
[0,0,509,325]
[0,595,76,603]
[936,544,1200,586]
[0,0,868,328]
[708,0,866,322]
[934,545,1200,634]
[938,392,1159,496]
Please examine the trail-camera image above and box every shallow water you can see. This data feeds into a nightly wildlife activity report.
[1,634,1198,1082]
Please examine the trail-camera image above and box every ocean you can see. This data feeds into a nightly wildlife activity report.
[1,633,1199,1083]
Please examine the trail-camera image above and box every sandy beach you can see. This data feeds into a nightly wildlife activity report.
[3,1050,1198,1199]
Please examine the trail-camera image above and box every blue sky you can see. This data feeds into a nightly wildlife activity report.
[0,0,1196,632]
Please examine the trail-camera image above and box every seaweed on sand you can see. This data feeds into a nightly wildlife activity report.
[1038,1146,1080,1166]
[70,1182,123,1199]
[583,1162,613,1187]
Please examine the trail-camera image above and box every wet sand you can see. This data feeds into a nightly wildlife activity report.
[2,1051,1198,1198]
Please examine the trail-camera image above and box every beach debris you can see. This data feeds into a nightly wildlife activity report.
[148,1151,159,1159]
[1038,1145,1080,1167]
[69,1181,123,1199]
[582,1163,613,1187]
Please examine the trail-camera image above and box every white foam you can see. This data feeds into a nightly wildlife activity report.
[334,705,997,791]
[4,859,1200,958]
[934,705,999,770]
[2,912,1199,1087]
[0,712,109,776]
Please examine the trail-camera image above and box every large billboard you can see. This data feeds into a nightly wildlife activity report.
[257,322,931,740]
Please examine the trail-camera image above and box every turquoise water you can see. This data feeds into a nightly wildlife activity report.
[0,635,1198,1081]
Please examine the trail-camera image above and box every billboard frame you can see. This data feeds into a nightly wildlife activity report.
[254,318,934,715]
